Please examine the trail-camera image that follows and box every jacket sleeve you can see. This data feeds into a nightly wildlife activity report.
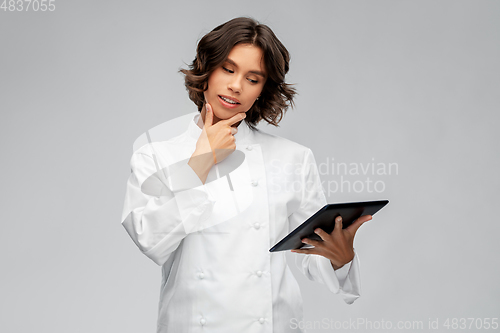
[121,149,216,266]
[288,148,361,305]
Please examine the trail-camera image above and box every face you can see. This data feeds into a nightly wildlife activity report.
[203,43,267,126]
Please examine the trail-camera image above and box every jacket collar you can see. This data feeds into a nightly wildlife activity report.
[187,113,255,145]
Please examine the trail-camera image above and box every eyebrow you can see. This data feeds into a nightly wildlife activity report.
[225,58,266,78]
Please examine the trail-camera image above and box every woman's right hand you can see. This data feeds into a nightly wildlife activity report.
[189,103,246,183]
[195,103,246,165]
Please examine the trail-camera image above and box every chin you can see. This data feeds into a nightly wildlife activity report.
[213,107,241,119]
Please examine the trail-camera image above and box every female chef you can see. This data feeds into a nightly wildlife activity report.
[121,16,372,333]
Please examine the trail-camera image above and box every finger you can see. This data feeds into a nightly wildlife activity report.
[347,214,372,235]
[204,103,213,127]
[314,228,330,241]
[333,216,343,234]
[221,112,246,127]
[301,237,322,247]
[291,248,321,255]
[230,127,238,135]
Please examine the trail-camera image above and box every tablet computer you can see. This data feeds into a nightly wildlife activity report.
[269,200,389,252]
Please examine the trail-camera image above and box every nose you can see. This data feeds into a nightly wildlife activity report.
[228,76,242,94]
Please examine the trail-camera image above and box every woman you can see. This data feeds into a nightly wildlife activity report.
[121,17,371,332]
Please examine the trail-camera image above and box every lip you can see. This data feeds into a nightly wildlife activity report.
[219,95,240,104]
[218,95,241,109]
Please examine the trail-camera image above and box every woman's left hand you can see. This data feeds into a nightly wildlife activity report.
[291,215,372,270]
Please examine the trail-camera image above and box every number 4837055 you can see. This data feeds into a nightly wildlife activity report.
[1,0,56,11]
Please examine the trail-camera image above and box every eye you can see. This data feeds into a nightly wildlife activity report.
[248,78,258,84]
[222,67,234,73]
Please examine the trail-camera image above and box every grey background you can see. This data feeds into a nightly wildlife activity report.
[1,0,499,332]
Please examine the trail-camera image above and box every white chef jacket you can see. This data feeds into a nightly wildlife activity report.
[121,113,361,333]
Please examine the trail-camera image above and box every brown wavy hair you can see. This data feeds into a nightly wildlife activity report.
[179,17,297,130]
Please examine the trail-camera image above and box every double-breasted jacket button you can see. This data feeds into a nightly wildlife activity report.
[259,317,265,324]
[246,145,253,151]
[256,270,263,277]
[200,318,206,325]
[197,272,205,279]
[253,222,260,230]
[251,179,259,187]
